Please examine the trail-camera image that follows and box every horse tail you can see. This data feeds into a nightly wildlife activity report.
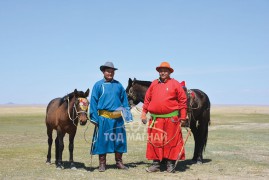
[203,92,211,151]
[205,93,211,126]
[45,101,52,123]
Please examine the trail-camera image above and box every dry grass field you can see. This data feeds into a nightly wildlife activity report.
[0,105,268,180]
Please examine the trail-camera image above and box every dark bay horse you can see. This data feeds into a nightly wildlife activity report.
[126,78,211,164]
[45,89,90,169]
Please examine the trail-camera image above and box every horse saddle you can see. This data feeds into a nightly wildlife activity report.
[180,81,196,107]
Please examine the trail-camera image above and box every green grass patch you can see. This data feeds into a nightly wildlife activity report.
[0,106,269,179]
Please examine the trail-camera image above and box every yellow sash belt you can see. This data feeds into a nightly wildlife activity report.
[98,110,122,119]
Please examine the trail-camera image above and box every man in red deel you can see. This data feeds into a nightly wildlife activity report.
[140,62,187,173]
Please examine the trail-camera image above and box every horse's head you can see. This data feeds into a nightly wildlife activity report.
[126,78,139,107]
[126,78,151,107]
[73,88,90,125]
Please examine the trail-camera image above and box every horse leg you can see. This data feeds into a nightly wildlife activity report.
[196,110,210,164]
[46,125,53,164]
[69,131,76,169]
[196,128,207,164]
[55,136,59,165]
[196,127,204,164]
[56,130,65,169]
[190,119,199,162]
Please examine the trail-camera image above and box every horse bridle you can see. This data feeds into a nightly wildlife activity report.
[188,90,200,110]
[127,86,137,102]
[66,96,89,126]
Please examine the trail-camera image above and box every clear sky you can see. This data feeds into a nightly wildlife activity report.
[0,0,268,105]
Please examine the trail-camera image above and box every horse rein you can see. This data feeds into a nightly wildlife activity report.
[66,96,89,126]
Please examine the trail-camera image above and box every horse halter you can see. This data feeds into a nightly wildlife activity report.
[66,96,89,126]
[127,86,138,105]
[128,81,140,102]
[188,90,199,110]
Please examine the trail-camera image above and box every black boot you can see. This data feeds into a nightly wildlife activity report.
[115,152,128,170]
[166,160,176,173]
[98,154,106,172]
[146,160,160,172]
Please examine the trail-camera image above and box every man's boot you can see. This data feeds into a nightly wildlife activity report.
[166,160,176,173]
[146,160,160,172]
[98,154,106,172]
[115,152,128,170]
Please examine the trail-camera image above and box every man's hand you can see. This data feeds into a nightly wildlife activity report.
[181,119,189,127]
[141,112,147,124]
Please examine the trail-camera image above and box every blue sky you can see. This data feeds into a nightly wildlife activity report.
[0,0,268,105]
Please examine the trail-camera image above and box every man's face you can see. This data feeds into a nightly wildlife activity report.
[103,68,115,81]
[158,68,171,81]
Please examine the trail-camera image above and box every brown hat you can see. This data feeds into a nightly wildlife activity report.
[100,61,118,71]
[156,62,174,73]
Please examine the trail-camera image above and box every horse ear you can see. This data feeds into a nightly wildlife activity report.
[85,88,90,97]
[133,78,137,85]
[128,78,133,84]
[74,89,78,96]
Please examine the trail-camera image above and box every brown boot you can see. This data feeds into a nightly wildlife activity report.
[115,152,128,170]
[98,154,106,172]
[166,160,176,173]
[146,160,160,172]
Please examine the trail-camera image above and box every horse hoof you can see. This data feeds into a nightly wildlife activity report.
[196,161,203,165]
[56,166,64,170]
[56,164,64,170]
[71,166,77,170]
[70,162,77,170]
[46,161,51,165]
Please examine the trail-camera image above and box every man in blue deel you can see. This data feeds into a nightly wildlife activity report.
[89,61,133,172]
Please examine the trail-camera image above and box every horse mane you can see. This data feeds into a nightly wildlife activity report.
[59,92,75,106]
[134,79,152,87]
[59,89,89,106]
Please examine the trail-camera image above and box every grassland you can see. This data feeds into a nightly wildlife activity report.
[0,105,268,180]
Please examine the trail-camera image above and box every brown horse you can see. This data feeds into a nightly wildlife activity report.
[45,89,90,169]
[126,78,211,164]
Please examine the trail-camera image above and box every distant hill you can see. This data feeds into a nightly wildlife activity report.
[5,102,15,105]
